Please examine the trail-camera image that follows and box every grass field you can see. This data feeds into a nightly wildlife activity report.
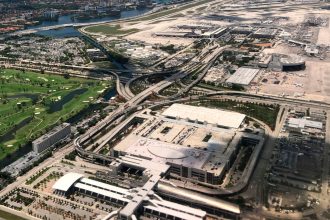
[84,24,139,36]
[0,69,112,160]
[84,0,214,35]
[196,100,280,130]
[0,209,27,220]
[134,0,213,21]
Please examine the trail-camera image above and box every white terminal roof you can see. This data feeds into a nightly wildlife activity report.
[226,67,260,86]
[144,205,204,220]
[74,182,130,203]
[124,137,211,170]
[119,154,170,174]
[52,172,84,192]
[80,178,130,195]
[157,183,241,214]
[287,118,323,130]
[151,199,206,218]
[162,104,245,129]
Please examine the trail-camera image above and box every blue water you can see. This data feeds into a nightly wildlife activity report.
[103,87,117,101]
[29,8,150,29]
[47,88,88,113]
[29,8,151,37]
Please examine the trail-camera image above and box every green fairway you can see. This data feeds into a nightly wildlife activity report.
[0,69,112,160]
[84,24,139,36]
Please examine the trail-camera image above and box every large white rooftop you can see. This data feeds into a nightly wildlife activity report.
[118,154,170,174]
[150,199,206,218]
[80,178,130,195]
[124,137,211,170]
[287,118,323,130]
[144,205,204,220]
[52,172,84,192]
[157,183,241,214]
[74,182,130,203]
[226,67,260,86]
[162,104,245,129]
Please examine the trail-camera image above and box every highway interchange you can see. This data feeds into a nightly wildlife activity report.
[3,48,330,219]
[2,0,330,218]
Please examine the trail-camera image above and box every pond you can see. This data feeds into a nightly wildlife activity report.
[102,86,117,101]
[47,88,87,113]
[0,117,33,143]
[8,93,40,104]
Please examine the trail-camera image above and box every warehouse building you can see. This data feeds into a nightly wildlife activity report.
[252,28,277,38]
[286,118,323,132]
[225,67,260,86]
[230,26,254,35]
[161,103,246,129]
[32,123,71,153]
[258,54,272,68]
[201,27,228,38]
[154,27,227,39]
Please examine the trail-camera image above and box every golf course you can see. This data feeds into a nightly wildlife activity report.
[0,68,112,160]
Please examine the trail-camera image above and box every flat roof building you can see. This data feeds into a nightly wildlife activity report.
[258,54,272,68]
[202,27,227,38]
[112,104,251,185]
[252,28,277,38]
[230,26,254,35]
[161,104,245,129]
[32,123,71,153]
[226,67,260,86]
[122,137,211,170]
[287,118,323,130]
[305,45,319,55]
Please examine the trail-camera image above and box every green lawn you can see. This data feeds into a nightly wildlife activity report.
[84,0,214,35]
[0,69,113,160]
[84,24,139,36]
[195,100,280,130]
[0,209,27,220]
[134,0,213,21]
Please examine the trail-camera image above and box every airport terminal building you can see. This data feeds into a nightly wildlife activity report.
[52,172,241,220]
[112,104,263,185]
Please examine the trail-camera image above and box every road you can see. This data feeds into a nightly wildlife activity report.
[75,42,223,151]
